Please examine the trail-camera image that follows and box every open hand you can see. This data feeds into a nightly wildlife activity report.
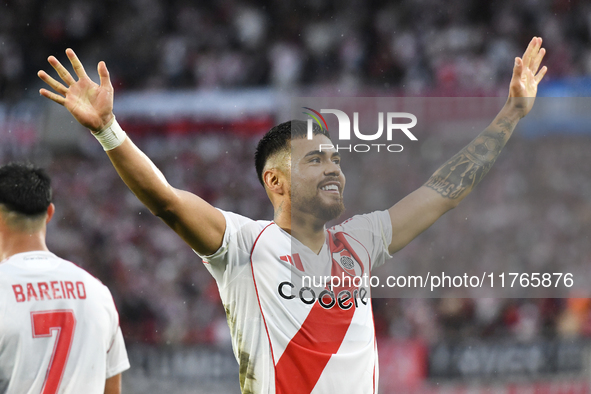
[38,49,114,132]
[508,37,547,117]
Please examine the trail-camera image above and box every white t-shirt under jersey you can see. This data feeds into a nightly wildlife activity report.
[199,210,392,394]
[0,251,130,394]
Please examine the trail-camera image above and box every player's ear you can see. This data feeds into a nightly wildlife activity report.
[263,169,286,195]
[45,203,55,225]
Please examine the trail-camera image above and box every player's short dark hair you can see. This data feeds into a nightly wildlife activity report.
[254,120,330,186]
[0,162,52,216]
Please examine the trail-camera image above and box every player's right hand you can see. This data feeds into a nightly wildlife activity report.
[506,36,547,118]
[38,48,114,132]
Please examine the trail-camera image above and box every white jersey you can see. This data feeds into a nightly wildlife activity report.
[199,210,392,394]
[0,251,130,394]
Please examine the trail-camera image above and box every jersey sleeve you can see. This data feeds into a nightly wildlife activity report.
[101,282,130,378]
[195,209,261,289]
[106,327,130,378]
[335,210,392,270]
[0,275,7,330]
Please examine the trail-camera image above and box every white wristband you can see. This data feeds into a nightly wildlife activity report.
[92,117,127,151]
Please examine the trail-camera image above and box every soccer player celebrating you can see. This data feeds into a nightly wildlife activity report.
[38,37,546,393]
[0,163,129,394]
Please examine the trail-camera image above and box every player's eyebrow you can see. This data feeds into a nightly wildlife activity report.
[303,150,341,159]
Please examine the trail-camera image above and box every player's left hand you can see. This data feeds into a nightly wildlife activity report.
[38,49,114,132]
[507,36,547,117]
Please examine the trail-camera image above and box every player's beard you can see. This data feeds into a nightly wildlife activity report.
[291,186,345,223]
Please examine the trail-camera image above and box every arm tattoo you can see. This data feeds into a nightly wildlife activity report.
[425,116,516,199]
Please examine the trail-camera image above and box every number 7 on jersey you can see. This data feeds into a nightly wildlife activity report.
[31,310,77,394]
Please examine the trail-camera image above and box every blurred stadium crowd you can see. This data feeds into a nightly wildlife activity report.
[1,0,591,101]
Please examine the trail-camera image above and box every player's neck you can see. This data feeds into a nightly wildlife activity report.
[288,214,327,255]
[0,231,49,261]
[291,226,325,254]
[274,201,326,254]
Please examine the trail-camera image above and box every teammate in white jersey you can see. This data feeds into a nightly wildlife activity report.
[38,37,546,393]
[0,163,130,394]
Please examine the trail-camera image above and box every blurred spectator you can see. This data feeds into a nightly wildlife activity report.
[3,0,591,101]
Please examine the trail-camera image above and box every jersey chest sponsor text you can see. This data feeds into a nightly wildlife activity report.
[11,280,87,303]
[277,280,369,310]
[273,229,372,312]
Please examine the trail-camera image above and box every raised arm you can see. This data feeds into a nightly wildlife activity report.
[387,37,547,255]
[38,49,225,256]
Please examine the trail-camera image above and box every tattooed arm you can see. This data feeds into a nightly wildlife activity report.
[387,37,547,255]
[424,110,519,201]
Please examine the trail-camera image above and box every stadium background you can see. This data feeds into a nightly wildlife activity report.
[2,0,591,392]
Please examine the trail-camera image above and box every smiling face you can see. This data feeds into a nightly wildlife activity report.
[290,134,346,223]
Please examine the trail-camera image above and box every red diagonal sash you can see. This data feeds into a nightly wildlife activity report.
[274,232,367,393]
